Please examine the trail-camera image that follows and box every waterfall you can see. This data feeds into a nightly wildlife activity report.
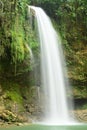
[28,6,74,124]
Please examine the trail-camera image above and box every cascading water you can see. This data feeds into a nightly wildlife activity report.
[28,6,74,124]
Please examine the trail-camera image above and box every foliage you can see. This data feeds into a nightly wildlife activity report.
[0,0,39,76]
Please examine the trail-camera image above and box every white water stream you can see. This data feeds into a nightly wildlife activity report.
[28,6,73,124]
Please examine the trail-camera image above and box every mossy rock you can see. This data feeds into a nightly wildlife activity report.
[1,81,22,103]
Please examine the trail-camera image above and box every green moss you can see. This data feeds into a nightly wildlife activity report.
[6,91,22,104]
[2,81,22,104]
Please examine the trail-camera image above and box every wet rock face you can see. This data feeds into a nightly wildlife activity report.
[23,86,44,121]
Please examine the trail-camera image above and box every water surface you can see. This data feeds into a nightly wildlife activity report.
[1,124,87,130]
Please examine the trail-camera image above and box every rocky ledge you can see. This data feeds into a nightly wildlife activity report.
[0,106,32,127]
[74,110,87,123]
